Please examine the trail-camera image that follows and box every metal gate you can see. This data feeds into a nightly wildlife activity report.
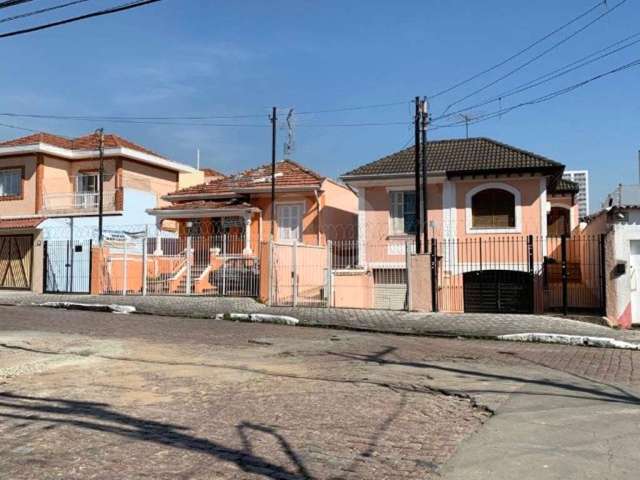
[43,239,93,294]
[0,235,33,290]
[434,234,606,315]
[463,270,533,313]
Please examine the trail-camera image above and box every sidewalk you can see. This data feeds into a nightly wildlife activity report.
[2,292,639,343]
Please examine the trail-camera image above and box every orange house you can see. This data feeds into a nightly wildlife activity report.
[0,132,203,225]
[0,131,203,293]
[147,159,358,255]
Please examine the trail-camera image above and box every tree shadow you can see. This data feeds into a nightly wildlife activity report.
[327,346,640,406]
[0,392,313,480]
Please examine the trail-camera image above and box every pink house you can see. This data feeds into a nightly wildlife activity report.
[341,138,585,312]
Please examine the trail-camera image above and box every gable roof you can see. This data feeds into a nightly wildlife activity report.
[341,137,564,180]
[0,132,198,173]
[167,159,324,199]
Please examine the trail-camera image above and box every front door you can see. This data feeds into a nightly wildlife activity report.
[629,241,640,325]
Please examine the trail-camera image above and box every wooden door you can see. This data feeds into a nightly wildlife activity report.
[0,235,33,290]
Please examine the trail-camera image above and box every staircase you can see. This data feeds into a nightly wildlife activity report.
[177,264,213,294]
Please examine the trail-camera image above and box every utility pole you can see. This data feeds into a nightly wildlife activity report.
[460,113,471,139]
[270,107,277,239]
[421,97,429,251]
[413,96,422,254]
[96,128,105,245]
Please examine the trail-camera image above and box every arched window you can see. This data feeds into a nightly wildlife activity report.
[547,206,571,237]
[471,188,516,229]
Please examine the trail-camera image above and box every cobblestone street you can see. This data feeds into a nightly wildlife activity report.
[1,305,639,479]
[3,292,639,342]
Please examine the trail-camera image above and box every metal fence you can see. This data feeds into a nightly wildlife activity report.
[271,239,413,311]
[84,232,260,296]
[433,234,606,315]
[99,234,259,297]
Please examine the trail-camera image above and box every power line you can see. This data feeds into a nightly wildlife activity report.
[0,0,93,24]
[295,100,409,115]
[435,28,640,122]
[441,0,628,114]
[429,0,606,100]
[433,56,640,130]
[0,121,38,132]
[0,0,35,9]
[0,0,162,39]
[0,112,411,129]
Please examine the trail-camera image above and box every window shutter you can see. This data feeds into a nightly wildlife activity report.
[471,188,516,229]
[389,192,404,234]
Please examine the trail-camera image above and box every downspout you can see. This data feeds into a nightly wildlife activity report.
[314,189,321,245]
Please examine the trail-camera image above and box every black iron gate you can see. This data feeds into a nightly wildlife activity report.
[433,234,606,315]
[43,239,93,294]
[463,270,533,313]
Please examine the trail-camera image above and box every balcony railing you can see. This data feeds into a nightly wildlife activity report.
[41,190,121,215]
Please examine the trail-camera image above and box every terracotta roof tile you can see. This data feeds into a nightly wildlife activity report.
[0,217,44,229]
[153,199,254,211]
[342,137,563,178]
[168,159,324,198]
[0,132,164,158]
[551,178,580,194]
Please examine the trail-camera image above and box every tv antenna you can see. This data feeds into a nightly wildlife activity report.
[283,108,295,158]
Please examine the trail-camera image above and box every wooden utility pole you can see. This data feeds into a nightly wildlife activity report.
[413,96,422,253]
[421,97,429,251]
[270,107,277,239]
[96,128,105,245]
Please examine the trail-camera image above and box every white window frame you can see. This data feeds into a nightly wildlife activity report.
[465,182,522,234]
[0,168,22,198]
[276,201,305,242]
[75,172,99,209]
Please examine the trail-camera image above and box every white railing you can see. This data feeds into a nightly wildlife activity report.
[42,191,118,214]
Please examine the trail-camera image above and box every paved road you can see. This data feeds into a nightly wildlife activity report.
[2,291,638,342]
[0,305,639,479]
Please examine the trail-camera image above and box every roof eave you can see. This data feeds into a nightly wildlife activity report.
[0,143,198,174]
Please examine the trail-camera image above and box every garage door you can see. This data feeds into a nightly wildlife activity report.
[373,268,407,310]
[463,270,532,314]
[0,235,33,290]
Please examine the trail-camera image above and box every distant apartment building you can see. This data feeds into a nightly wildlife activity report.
[562,170,589,218]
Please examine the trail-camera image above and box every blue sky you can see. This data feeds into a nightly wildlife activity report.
[0,0,638,211]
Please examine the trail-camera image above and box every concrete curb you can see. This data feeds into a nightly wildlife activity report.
[215,313,299,326]
[497,332,640,350]
[34,302,136,315]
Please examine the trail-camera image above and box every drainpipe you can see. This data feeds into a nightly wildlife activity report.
[314,189,321,245]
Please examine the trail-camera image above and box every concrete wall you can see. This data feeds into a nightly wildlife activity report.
[320,179,358,241]
[332,270,373,308]
[408,254,431,312]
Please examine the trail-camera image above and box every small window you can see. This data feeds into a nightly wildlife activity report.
[471,188,515,229]
[0,168,22,198]
[389,191,417,235]
[76,172,98,194]
[277,203,304,241]
[547,207,571,237]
